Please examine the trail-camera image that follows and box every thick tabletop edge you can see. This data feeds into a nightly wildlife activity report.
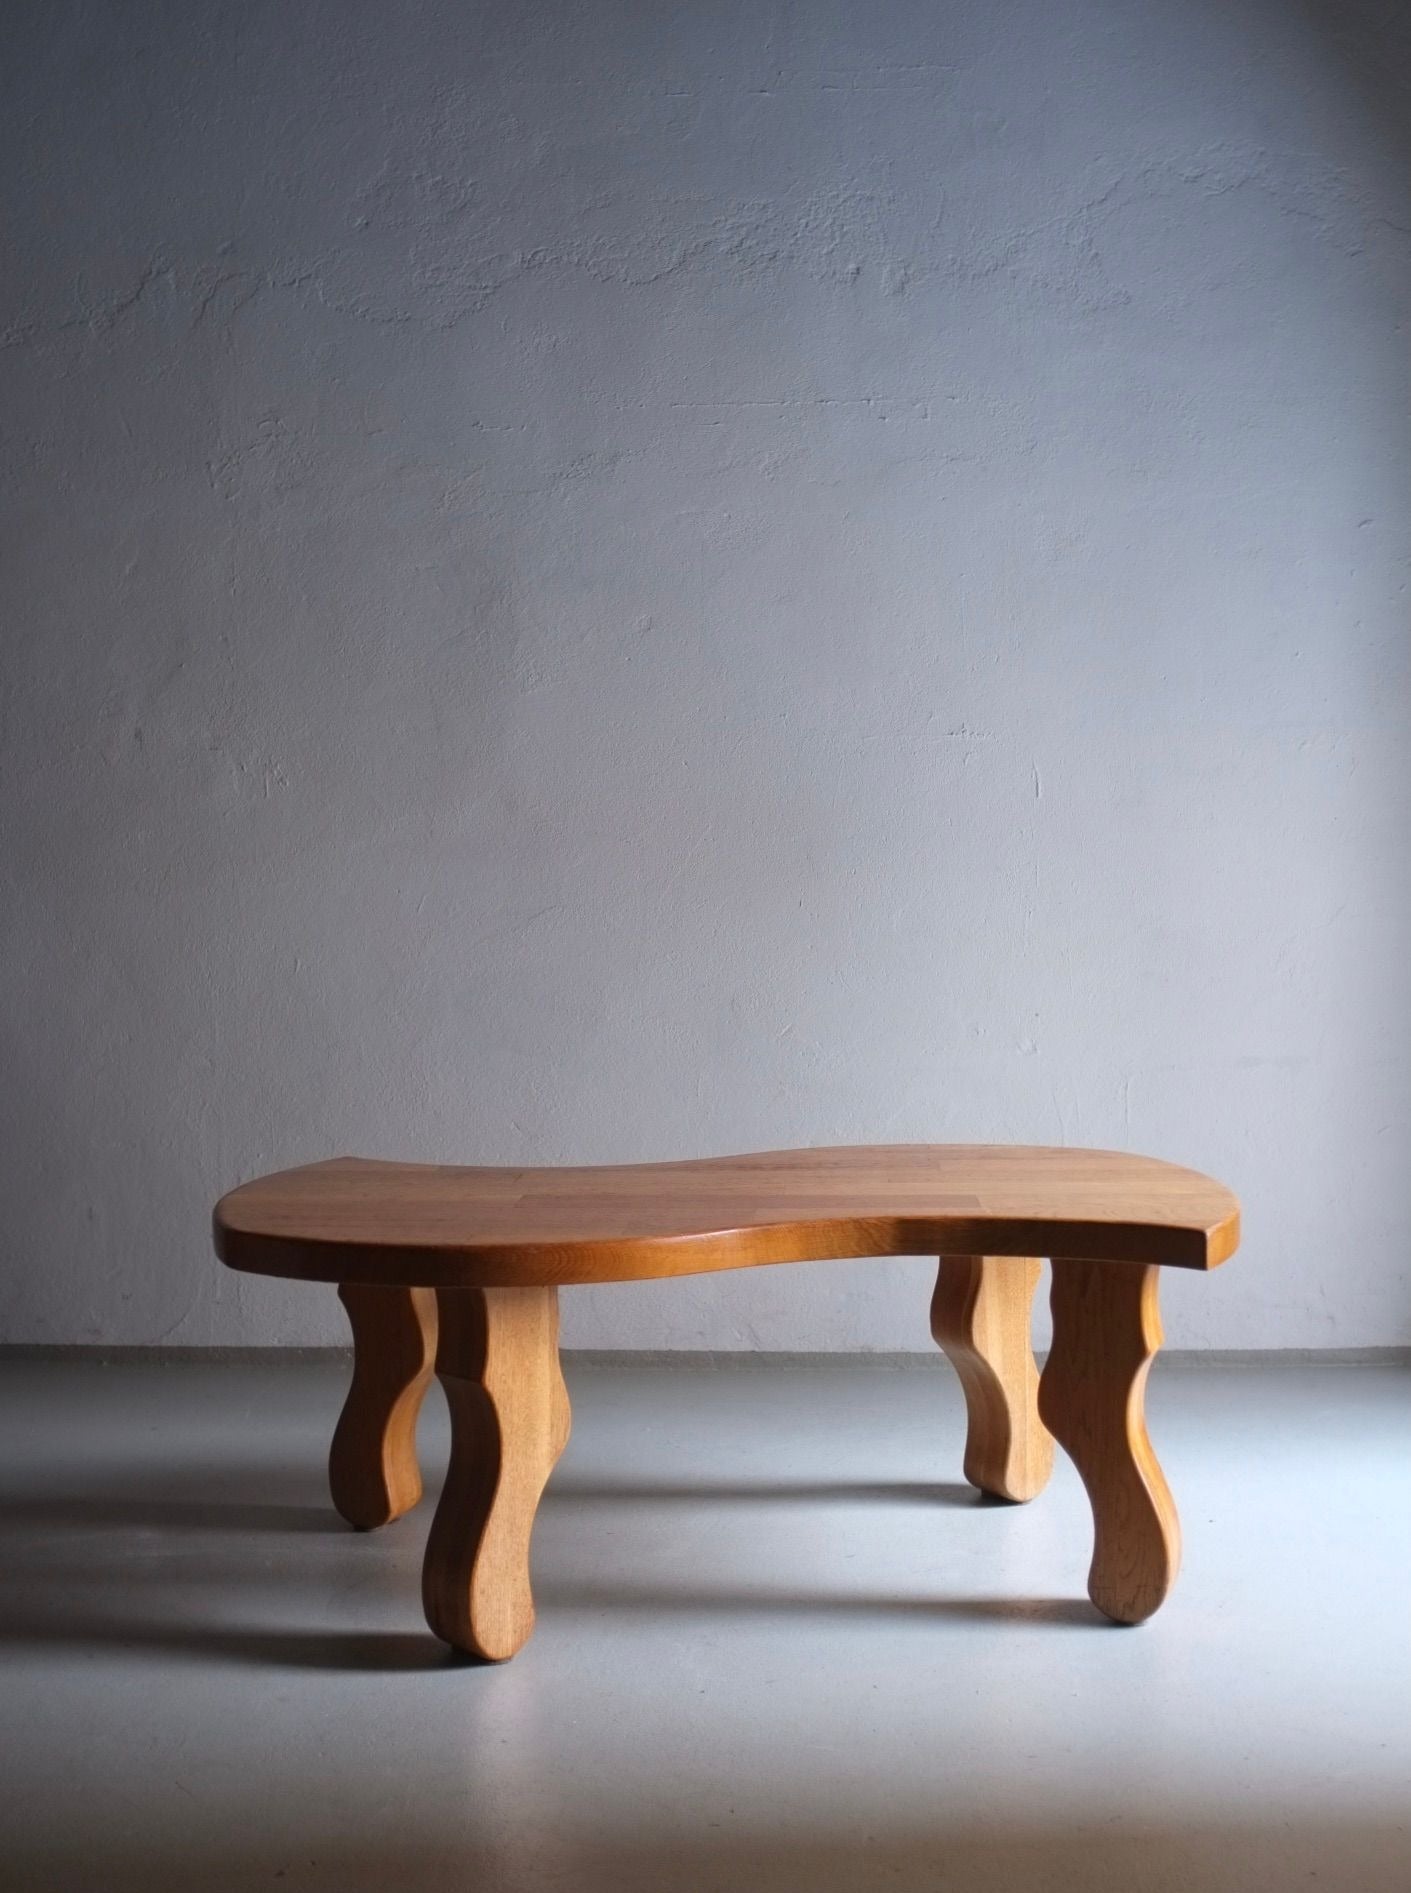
[212,1146,1241,1287]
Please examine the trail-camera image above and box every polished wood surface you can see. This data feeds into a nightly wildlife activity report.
[215,1144,1239,1286]
[213,1145,1237,1656]
[328,1284,438,1530]
[931,1256,1053,1503]
[1039,1259,1180,1624]
[422,1285,572,1661]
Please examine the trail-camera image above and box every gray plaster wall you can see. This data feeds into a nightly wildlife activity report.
[3,0,1409,1352]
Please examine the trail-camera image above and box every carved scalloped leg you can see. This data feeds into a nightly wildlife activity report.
[422,1285,571,1661]
[1039,1259,1180,1624]
[329,1284,438,1529]
[931,1256,1053,1501]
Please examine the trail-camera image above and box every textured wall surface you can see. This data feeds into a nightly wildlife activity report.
[3,0,1409,1350]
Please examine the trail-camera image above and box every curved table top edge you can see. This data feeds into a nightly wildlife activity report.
[213,1144,1241,1288]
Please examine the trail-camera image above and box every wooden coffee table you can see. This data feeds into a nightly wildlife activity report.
[214,1144,1239,1660]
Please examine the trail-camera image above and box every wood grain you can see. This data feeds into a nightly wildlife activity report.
[1039,1258,1180,1624]
[931,1255,1053,1502]
[421,1285,571,1661]
[328,1283,437,1530]
[214,1148,1237,1651]
[214,1144,1240,1287]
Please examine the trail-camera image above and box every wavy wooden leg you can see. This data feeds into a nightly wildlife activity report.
[1039,1259,1180,1624]
[329,1284,438,1529]
[931,1255,1053,1501]
[422,1285,571,1661]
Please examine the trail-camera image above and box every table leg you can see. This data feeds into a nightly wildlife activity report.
[931,1255,1053,1501]
[329,1284,438,1529]
[1039,1258,1181,1623]
[422,1285,571,1661]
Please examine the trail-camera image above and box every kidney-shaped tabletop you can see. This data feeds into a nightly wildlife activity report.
[214,1143,1240,1288]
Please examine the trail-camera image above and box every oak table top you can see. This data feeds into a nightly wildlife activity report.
[214,1143,1240,1288]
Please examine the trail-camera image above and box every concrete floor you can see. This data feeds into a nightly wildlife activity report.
[0,1358,1407,1892]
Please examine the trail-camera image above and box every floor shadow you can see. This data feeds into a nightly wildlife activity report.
[0,1469,985,1543]
[540,1577,1099,1628]
[0,1458,448,1672]
[0,1454,1090,1671]
[0,1568,1098,1674]
[0,1456,346,1536]
[0,1609,461,1673]
[0,1491,343,1535]
[550,1477,988,1507]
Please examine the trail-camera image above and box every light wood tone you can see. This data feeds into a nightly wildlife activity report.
[213,1147,1238,1652]
[931,1256,1053,1502]
[214,1144,1240,1287]
[421,1285,571,1661]
[328,1283,438,1530]
[1039,1258,1180,1624]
